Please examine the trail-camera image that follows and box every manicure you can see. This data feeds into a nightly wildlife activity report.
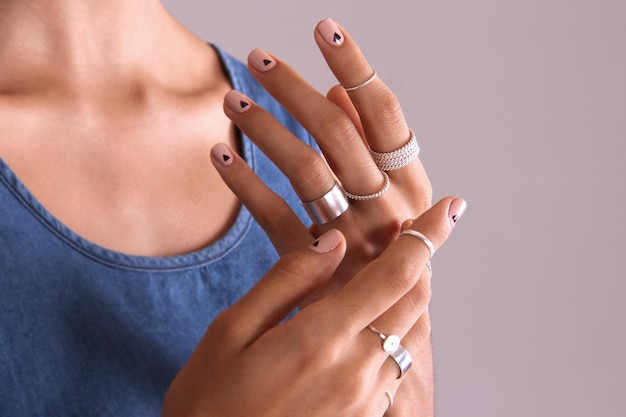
[211,143,234,167]
[448,198,467,226]
[317,18,344,46]
[309,229,341,253]
[224,90,252,114]
[248,48,276,72]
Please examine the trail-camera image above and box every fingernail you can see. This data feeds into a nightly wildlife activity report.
[448,198,467,226]
[211,143,233,167]
[309,229,341,253]
[248,48,276,72]
[224,90,252,113]
[317,18,344,46]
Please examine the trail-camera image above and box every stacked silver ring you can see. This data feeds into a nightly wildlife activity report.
[369,129,420,172]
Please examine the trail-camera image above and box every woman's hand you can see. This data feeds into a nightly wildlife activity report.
[218,18,433,302]
[162,198,464,417]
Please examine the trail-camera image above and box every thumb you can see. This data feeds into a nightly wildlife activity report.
[215,229,346,349]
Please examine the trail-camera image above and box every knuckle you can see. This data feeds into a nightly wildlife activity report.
[273,252,311,281]
[405,279,432,315]
[289,151,330,193]
[317,110,361,149]
[368,90,405,130]
[413,315,432,347]
[385,255,421,294]
[208,310,242,346]
[292,326,339,371]
[253,198,290,227]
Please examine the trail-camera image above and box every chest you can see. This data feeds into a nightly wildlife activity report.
[0,109,240,257]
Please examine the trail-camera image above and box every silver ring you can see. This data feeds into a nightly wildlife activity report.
[398,229,435,258]
[340,172,390,201]
[343,70,378,92]
[390,345,413,379]
[426,261,433,279]
[301,183,349,224]
[367,325,401,353]
[385,390,394,409]
[369,129,420,171]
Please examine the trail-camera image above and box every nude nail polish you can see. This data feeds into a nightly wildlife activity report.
[310,229,341,253]
[248,48,276,72]
[317,18,344,46]
[211,143,234,167]
[448,198,467,226]
[224,90,252,113]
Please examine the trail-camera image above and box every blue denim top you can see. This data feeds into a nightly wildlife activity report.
[0,45,313,416]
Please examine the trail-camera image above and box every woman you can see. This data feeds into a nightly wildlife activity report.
[0,1,465,415]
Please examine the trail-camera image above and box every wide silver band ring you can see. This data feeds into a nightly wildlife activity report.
[367,325,401,353]
[301,183,349,224]
[343,70,378,92]
[399,229,435,258]
[390,345,413,379]
[369,129,420,171]
[341,172,390,201]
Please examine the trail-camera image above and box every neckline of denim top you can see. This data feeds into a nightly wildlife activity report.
[0,45,257,272]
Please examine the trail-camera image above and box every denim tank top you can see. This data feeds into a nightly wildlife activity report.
[0,46,314,416]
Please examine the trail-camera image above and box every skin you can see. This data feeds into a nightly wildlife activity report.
[163,198,462,417]
[0,1,462,415]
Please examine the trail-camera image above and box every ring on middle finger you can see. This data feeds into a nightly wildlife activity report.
[369,129,420,172]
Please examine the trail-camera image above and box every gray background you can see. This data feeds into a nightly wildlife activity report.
[162,1,626,416]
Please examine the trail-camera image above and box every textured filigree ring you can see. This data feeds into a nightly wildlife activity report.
[340,172,390,201]
[369,129,420,171]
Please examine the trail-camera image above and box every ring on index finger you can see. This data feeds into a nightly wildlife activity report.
[398,229,435,258]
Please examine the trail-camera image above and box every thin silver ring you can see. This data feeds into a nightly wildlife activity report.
[369,129,420,171]
[340,172,390,201]
[390,345,413,379]
[301,183,349,224]
[399,229,435,258]
[367,325,401,353]
[343,70,378,92]
[426,261,433,279]
[385,390,394,409]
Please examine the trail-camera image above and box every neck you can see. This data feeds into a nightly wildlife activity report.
[0,0,209,95]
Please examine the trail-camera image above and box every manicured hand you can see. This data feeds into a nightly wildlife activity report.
[162,197,464,417]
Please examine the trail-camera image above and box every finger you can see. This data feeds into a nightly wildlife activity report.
[315,18,410,154]
[382,317,434,416]
[326,84,365,140]
[210,142,312,254]
[366,267,432,352]
[327,196,467,332]
[222,90,338,204]
[374,387,398,417]
[213,229,347,349]
[246,49,385,196]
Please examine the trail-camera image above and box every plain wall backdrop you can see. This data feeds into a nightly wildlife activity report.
[161,1,626,416]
